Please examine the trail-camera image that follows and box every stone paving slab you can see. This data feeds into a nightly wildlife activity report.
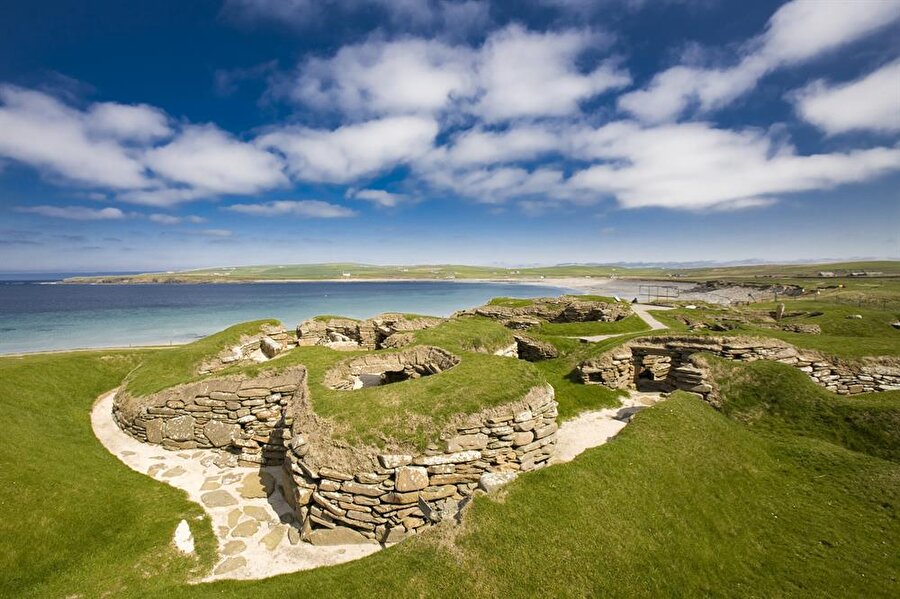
[91,389,380,581]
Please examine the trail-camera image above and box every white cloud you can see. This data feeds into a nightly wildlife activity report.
[424,164,568,204]
[474,25,629,121]
[568,120,900,209]
[259,116,439,182]
[86,102,172,141]
[226,199,357,217]
[619,0,900,122]
[292,38,476,116]
[16,205,126,220]
[426,124,564,168]
[283,24,627,122]
[0,86,150,188]
[144,125,288,194]
[792,59,900,135]
[348,188,410,208]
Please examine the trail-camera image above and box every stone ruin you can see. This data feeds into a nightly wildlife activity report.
[578,335,900,404]
[113,361,559,545]
[456,296,632,330]
[296,313,443,351]
[323,346,460,390]
[198,323,295,375]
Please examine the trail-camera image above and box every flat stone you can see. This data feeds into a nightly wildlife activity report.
[413,450,481,466]
[145,419,164,444]
[201,490,238,508]
[479,471,518,493]
[226,508,242,528]
[420,485,456,501]
[231,519,260,537]
[200,480,221,491]
[287,526,302,545]
[214,556,246,575]
[222,540,246,556]
[164,415,195,442]
[237,471,276,499]
[512,431,534,446]
[394,466,429,492]
[204,420,240,448]
[243,506,272,522]
[444,433,489,452]
[161,466,186,478]
[261,525,286,551]
[378,454,413,469]
[306,527,372,546]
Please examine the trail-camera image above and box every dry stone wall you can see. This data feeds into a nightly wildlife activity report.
[281,384,558,545]
[296,313,443,351]
[113,366,307,466]
[324,346,460,390]
[456,297,632,329]
[579,335,900,402]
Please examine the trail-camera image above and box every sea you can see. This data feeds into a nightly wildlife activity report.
[0,279,574,354]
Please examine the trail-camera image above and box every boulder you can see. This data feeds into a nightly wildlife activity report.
[260,336,282,358]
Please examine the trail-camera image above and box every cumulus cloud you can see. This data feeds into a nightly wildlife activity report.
[473,25,628,121]
[619,0,900,122]
[226,199,357,217]
[16,205,126,220]
[86,102,172,141]
[144,125,288,194]
[259,116,439,182]
[347,188,410,208]
[567,120,900,209]
[0,86,150,188]
[283,24,626,121]
[791,59,900,135]
[291,38,476,116]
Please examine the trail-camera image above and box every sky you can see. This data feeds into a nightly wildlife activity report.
[0,0,898,272]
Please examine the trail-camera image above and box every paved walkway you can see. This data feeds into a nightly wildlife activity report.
[91,390,379,582]
[553,391,663,463]
[574,303,672,343]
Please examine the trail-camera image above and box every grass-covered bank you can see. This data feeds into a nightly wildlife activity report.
[3,348,898,597]
[0,351,216,598]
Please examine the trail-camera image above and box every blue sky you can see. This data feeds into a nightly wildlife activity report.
[0,0,898,272]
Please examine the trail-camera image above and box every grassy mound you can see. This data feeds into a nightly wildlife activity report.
[241,317,545,448]
[0,352,216,598]
[2,351,897,597]
[713,358,900,462]
[123,320,278,396]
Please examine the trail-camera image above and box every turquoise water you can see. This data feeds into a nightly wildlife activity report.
[0,280,572,354]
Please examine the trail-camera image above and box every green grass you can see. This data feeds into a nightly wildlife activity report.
[0,351,216,598]
[3,351,898,597]
[486,296,540,307]
[655,300,900,358]
[535,313,650,337]
[712,358,900,462]
[124,320,278,396]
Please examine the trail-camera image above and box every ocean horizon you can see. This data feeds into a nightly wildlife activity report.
[0,280,573,354]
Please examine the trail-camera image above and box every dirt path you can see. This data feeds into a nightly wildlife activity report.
[553,391,663,463]
[90,390,379,581]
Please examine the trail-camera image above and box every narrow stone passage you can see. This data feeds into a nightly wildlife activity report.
[573,304,672,343]
[91,390,380,582]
